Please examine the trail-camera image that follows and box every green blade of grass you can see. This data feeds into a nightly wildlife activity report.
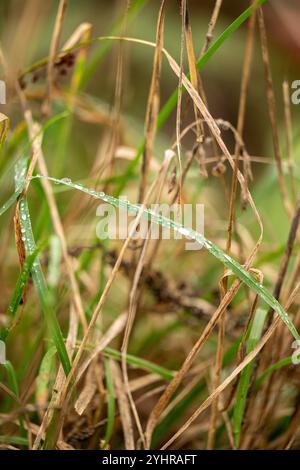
[3,360,19,398]
[16,197,71,376]
[255,357,294,389]
[2,360,26,436]
[1,243,46,341]
[0,435,28,447]
[14,161,71,376]
[232,308,268,448]
[33,175,299,342]
[0,185,24,217]
[103,346,174,381]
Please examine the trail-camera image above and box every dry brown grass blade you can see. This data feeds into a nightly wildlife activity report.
[200,0,223,56]
[184,2,206,177]
[98,1,131,190]
[282,80,296,204]
[74,362,98,416]
[138,0,165,203]
[75,312,127,386]
[175,0,187,203]
[33,304,78,449]
[121,150,174,448]
[33,312,124,449]
[258,7,293,218]
[161,315,281,449]
[206,273,227,449]
[161,364,208,422]
[227,5,256,252]
[163,258,300,450]
[143,39,265,446]
[65,23,92,103]
[12,35,265,450]
[111,360,135,450]
[241,196,300,446]
[62,22,92,50]
[24,120,88,333]
[145,277,243,448]
[43,0,68,116]
[210,267,260,449]
[165,196,300,449]
[162,44,263,258]
[0,112,9,147]
[42,153,177,448]
[67,36,266,448]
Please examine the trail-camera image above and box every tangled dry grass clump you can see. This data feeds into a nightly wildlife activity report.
[0,0,300,451]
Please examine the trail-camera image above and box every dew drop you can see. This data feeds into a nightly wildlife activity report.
[179,227,190,237]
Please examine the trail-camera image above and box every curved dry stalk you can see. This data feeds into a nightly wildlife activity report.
[53,35,266,448]
[175,0,187,203]
[258,7,293,219]
[161,315,281,449]
[43,0,68,116]
[282,80,296,204]
[139,0,165,203]
[184,1,206,177]
[33,305,78,449]
[121,150,174,448]
[162,200,300,449]
[41,152,177,448]
[200,0,223,56]
[142,38,264,447]
[227,5,256,251]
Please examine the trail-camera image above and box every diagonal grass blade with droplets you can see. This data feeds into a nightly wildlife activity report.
[32,175,300,342]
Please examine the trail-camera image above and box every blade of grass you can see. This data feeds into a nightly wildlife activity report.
[3,361,19,399]
[232,307,268,448]
[14,161,70,375]
[0,435,28,447]
[1,243,46,341]
[103,346,174,381]
[32,175,299,342]
[17,197,71,375]
[255,357,293,389]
